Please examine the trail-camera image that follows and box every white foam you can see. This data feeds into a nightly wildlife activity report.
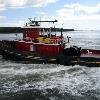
[1,64,100,98]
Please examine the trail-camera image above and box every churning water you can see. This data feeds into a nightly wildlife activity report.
[0,30,100,100]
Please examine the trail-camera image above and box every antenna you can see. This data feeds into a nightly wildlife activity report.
[27,18,58,26]
[28,18,32,21]
[34,17,37,21]
[28,18,33,24]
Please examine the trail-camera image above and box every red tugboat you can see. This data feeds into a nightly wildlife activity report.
[15,18,65,58]
[0,18,100,66]
[0,18,81,64]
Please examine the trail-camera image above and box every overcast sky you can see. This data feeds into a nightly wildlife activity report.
[0,0,100,30]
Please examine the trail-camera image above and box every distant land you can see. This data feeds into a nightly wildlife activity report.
[0,27,74,33]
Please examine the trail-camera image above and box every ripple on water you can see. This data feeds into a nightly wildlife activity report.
[0,61,100,99]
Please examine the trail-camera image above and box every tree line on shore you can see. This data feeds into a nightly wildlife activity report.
[0,27,74,33]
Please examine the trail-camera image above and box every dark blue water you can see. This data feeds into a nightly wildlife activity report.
[0,31,100,100]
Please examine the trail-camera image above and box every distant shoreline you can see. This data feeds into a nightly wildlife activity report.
[0,27,74,33]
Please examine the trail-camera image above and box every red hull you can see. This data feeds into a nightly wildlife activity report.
[81,49,100,57]
[34,43,64,57]
[15,41,65,57]
[16,41,33,51]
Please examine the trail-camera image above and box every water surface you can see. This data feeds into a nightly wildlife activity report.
[0,31,100,100]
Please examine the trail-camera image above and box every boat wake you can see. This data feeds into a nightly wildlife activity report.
[0,61,100,99]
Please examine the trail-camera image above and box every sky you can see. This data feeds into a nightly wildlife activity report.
[0,0,100,30]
